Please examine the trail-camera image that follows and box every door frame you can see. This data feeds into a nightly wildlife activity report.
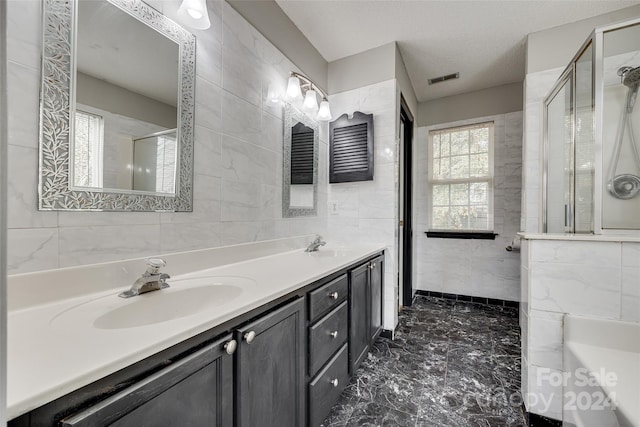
[399,96,414,307]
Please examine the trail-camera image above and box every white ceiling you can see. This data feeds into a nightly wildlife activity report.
[276,0,640,102]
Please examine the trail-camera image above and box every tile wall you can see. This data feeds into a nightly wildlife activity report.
[6,0,328,274]
[413,112,523,302]
[326,79,399,330]
[520,238,640,421]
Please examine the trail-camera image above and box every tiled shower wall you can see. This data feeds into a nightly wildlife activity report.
[326,79,399,330]
[520,238,640,420]
[414,112,523,302]
[6,0,328,274]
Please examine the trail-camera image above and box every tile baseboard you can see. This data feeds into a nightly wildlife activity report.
[414,289,519,310]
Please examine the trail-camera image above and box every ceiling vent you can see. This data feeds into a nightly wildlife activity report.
[428,72,460,85]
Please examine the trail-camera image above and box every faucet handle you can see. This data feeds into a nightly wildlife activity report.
[145,258,166,274]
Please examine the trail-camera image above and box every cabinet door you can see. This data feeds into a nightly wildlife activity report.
[60,335,235,427]
[349,263,370,374]
[236,298,306,427]
[369,256,384,343]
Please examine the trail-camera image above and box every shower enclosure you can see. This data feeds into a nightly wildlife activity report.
[544,17,640,233]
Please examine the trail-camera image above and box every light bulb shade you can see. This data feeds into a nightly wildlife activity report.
[303,89,318,111]
[286,76,302,99]
[178,0,211,30]
[317,99,332,121]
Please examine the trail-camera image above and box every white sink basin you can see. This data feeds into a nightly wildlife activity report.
[50,276,256,330]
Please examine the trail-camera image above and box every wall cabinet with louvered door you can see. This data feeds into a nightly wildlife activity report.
[59,335,235,427]
[235,297,306,427]
[329,112,374,183]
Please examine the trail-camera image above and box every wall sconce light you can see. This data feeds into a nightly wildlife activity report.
[286,71,332,121]
[178,0,211,30]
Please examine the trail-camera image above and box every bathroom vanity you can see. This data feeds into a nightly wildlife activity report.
[7,241,385,427]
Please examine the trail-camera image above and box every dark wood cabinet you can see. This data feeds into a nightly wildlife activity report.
[349,256,384,374]
[236,298,306,427]
[59,335,235,427]
[349,262,370,374]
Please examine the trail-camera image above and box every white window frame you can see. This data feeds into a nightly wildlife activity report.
[427,121,495,233]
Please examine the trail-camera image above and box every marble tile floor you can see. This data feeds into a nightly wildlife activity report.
[321,295,526,427]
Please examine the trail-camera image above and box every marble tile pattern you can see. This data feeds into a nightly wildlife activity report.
[326,80,400,330]
[521,237,640,421]
[414,112,523,302]
[5,0,329,274]
[321,296,526,427]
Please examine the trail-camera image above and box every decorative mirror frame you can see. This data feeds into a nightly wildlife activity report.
[38,0,195,211]
[283,103,319,217]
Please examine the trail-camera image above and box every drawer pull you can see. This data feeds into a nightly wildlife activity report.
[330,378,339,387]
[329,291,339,300]
[244,331,256,344]
[330,330,338,339]
[224,339,237,355]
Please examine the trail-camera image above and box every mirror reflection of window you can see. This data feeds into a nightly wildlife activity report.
[132,131,177,194]
[73,110,104,188]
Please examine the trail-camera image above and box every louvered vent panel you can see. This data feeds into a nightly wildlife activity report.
[332,124,368,173]
[329,112,374,183]
[291,126,315,184]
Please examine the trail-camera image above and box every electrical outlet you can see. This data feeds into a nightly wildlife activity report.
[330,202,339,215]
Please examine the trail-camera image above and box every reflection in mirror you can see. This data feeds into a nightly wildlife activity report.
[72,0,179,195]
[283,103,318,217]
[38,0,195,211]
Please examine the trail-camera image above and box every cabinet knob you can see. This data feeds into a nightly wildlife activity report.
[244,331,256,344]
[329,291,339,300]
[224,339,237,355]
[330,330,338,339]
[330,378,339,387]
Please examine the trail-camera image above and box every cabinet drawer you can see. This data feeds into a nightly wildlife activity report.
[308,301,348,376]
[308,344,348,427]
[308,274,348,321]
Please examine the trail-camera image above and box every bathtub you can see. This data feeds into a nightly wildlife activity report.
[563,316,640,427]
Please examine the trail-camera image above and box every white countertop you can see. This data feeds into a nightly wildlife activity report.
[518,232,640,242]
[7,242,384,420]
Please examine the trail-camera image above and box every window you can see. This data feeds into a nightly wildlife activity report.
[73,110,104,188]
[428,122,494,233]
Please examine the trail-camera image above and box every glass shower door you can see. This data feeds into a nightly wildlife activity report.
[574,44,595,233]
[545,78,574,233]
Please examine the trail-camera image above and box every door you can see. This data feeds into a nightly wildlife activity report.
[60,336,235,427]
[236,298,306,427]
[349,263,369,374]
[369,257,384,342]
[399,97,414,307]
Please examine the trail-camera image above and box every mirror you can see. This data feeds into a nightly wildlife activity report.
[283,103,318,217]
[39,0,195,211]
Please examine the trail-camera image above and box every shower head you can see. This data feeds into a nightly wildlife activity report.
[620,66,640,88]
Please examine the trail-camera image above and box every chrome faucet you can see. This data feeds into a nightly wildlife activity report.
[119,258,170,298]
[305,235,326,252]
